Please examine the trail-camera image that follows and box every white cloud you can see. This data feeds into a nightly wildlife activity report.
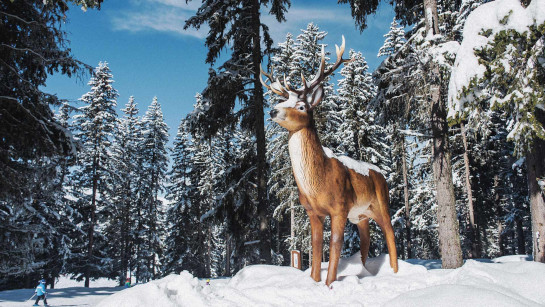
[110,0,208,39]
[111,1,356,41]
[262,6,354,42]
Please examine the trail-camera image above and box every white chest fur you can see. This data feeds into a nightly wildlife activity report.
[288,132,314,196]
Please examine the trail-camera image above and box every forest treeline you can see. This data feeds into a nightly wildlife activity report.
[1,0,544,290]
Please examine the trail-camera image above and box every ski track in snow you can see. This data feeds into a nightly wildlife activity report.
[1,254,544,307]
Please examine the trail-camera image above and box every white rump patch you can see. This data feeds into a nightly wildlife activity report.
[323,147,383,176]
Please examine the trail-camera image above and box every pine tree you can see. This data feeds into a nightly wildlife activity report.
[70,62,118,287]
[378,18,406,58]
[335,49,394,257]
[105,96,142,285]
[163,119,193,275]
[450,12,545,262]
[185,0,291,264]
[136,97,169,281]
[0,0,102,197]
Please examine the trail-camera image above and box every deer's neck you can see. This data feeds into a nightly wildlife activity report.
[288,127,327,196]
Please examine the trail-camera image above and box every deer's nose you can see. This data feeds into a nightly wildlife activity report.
[270,109,279,118]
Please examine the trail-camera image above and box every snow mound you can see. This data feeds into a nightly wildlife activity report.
[96,271,207,307]
[323,147,383,176]
[492,254,533,263]
[96,253,545,306]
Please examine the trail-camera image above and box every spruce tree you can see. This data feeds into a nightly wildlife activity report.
[105,96,142,285]
[0,0,102,197]
[136,97,169,281]
[378,18,406,58]
[70,62,118,287]
[185,0,291,264]
[164,119,193,275]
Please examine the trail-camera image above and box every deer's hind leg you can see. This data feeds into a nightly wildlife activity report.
[376,193,398,273]
[357,218,370,267]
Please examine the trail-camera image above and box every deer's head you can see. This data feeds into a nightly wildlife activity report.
[261,36,351,132]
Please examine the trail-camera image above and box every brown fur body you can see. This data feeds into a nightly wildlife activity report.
[287,124,398,285]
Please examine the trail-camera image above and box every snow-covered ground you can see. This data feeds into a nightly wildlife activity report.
[0,276,121,307]
[1,254,544,307]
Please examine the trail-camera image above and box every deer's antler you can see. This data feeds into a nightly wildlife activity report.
[260,66,290,98]
[260,36,352,103]
[306,35,352,91]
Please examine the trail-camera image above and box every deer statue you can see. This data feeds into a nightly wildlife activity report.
[261,36,398,286]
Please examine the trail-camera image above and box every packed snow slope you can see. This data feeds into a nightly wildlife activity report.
[97,253,545,307]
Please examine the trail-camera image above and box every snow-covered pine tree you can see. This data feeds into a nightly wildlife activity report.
[0,101,81,289]
[378,18,406,58]
[135,97,169,281]
[449,7,545,261]
[70,62,118,287]
[185,0,291,264]
[0,0,100,198]
[104,96,142,285]
[163,119,193,275]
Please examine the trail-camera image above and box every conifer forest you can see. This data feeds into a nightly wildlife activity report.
[1,0,544,291]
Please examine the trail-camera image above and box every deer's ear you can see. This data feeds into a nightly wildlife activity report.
[308,85,324,110]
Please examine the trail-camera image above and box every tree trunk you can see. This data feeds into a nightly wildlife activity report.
[494,175,506,256]
[86,155,99,288]
[401,137,412,259]
[526,133,545,262]
[225,233,231,276]
[250,0,272,264]
[430,70,463,269]
[461,122,480,258]
[423,0,440,36]
[424,0,463,269]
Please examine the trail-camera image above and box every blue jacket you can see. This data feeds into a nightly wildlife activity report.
[35,283,46,296]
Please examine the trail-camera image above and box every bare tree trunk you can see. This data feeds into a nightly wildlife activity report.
[527,134,545,262]
[250,0,271,264]
[494,175,505,256]
[86,155,99,288]
[430,69,463,269]
[291,201,295,247]
[424,0,463,269]
[225,233,231,276]
[402,137,412,259]
[461,123,480,257]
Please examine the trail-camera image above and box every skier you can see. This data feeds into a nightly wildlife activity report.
[125,277,131,288]
[33,279,49,306]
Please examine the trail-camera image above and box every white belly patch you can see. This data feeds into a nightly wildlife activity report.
[348,204,371,224]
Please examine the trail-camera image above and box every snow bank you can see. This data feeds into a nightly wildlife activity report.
[447,0,545,119]
[97,253,545,307]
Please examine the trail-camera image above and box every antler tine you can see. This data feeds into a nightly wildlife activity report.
[301,72,308,92]
[259,65,272,90]
[260,65,289,98]
[283,74,296,93]
[308,35,351,90]
[307,45,327,90]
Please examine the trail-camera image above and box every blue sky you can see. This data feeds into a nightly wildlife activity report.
[45,0,396,140]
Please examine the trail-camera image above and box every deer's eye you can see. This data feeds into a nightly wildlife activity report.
[297,105,305,111]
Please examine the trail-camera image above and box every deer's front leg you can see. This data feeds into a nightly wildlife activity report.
[308,213,324,282]
[326,214,347,286]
